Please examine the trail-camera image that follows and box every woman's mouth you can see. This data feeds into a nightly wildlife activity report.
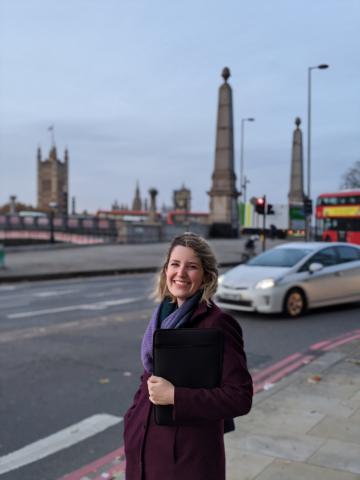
[173,280,189,287]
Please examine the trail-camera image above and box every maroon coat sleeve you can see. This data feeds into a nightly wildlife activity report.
[173,312,253,422]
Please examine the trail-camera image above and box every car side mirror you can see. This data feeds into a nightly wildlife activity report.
[309,262,323,274]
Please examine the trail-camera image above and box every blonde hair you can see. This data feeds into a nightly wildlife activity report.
[154,232,218,305]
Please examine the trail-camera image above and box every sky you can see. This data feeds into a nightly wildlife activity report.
[1,0,359,213]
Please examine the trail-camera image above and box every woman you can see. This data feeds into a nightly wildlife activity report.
[123,232,253,480]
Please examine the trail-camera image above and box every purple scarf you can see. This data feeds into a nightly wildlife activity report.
[141,291,202,373]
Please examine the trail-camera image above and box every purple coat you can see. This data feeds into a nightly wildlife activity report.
[123,301,253,480]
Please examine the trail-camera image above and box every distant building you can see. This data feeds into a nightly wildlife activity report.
[37,145,68,215]
[166,211,209,226]
[112,200,120,210]
[132,181,143,211]
[98,186,159,223]
[96,209,161,223]
[0,195,36,214]
[173,184,191,211]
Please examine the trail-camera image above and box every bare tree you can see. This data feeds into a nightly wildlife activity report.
[340,160,360,189]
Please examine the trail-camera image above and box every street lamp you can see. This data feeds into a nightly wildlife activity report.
[306,63,329,240]
[242,175,251,205]
[48,201,58,244]
[240,118,255,198]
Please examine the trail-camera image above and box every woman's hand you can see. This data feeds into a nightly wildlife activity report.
[147,375,175,405]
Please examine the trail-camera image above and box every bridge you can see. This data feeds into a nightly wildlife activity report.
[0,214,208,245]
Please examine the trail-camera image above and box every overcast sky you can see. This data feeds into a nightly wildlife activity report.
[1,0,359,213]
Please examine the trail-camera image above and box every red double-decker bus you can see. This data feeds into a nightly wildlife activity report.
[315,189,360,244]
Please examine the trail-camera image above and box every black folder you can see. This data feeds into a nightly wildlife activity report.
[153,328,224,426]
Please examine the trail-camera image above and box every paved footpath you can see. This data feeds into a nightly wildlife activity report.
[58,334,360,480]
[225,335,360,480]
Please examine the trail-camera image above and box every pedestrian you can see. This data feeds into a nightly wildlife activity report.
[270,224,277,239]
[123,232,253,480]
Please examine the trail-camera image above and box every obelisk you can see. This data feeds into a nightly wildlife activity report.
[208,67,239,238]
[288,117,305,230]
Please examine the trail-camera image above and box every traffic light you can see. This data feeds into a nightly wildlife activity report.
[267,204,275,215]
[304,198,313,216]
[255,197,265,214]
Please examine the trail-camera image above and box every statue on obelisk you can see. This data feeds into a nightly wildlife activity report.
[208,67,239,238]
[288,117,305,230]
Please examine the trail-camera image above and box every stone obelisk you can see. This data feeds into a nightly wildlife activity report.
[288,117,305,230]
[208,67,239,238]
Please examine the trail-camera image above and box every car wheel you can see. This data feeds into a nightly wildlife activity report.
[283,288,306,318]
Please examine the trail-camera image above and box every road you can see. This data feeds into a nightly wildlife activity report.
[1,274,359,480]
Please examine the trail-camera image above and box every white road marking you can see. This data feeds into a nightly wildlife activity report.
[0,413,122,475]
[0,285,16,292]
[1,308,151,344]
[33,289,79,298]
[7,297,140,319]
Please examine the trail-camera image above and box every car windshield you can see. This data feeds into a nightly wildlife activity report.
[247,248,312,267]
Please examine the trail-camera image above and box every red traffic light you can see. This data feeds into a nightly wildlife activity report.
[255,196,265,214]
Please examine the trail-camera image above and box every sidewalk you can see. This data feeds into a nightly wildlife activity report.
[0,238,283,282]
[226,338,360,480]
[60,337,360,480]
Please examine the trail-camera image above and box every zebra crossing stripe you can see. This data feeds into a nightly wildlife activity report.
[0,414,122,475]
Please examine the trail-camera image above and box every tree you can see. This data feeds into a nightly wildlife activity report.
[340,160,360,189]
[0,201,37,214]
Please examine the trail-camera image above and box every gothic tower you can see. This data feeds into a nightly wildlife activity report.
[208,67,239,237]
[173,183,191,211]
[37,145,69,215]
[132,181,142,211]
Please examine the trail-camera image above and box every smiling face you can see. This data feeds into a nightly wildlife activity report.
[165,245,205,306]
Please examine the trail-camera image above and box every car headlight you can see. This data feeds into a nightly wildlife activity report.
[255,278,275,289]
[217,275,224,286]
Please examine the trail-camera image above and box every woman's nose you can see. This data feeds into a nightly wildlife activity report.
[177,264,187,276]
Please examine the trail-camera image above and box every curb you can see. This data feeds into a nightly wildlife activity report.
[0,262,239,284]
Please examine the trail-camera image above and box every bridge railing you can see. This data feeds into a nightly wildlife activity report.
[0,214,117,236]
[0,214,209,244]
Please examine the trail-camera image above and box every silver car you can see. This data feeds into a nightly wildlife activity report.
[215,242,360,317]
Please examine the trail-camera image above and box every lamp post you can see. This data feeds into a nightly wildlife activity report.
[240,118,255,198]
[306,64,329,240]
[240,118,255,233]
[242,175,250,205]
[48,201,58,244]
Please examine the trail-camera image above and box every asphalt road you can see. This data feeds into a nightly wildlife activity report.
[1,274,359,480]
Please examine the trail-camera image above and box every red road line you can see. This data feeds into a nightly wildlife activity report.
[322,333,360,351]
[253,354,315,393]
[251,352,303,382]
[92,461,126,480]
[59,446,124,480]
[310,329,360,351]
[310,339,333,350]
